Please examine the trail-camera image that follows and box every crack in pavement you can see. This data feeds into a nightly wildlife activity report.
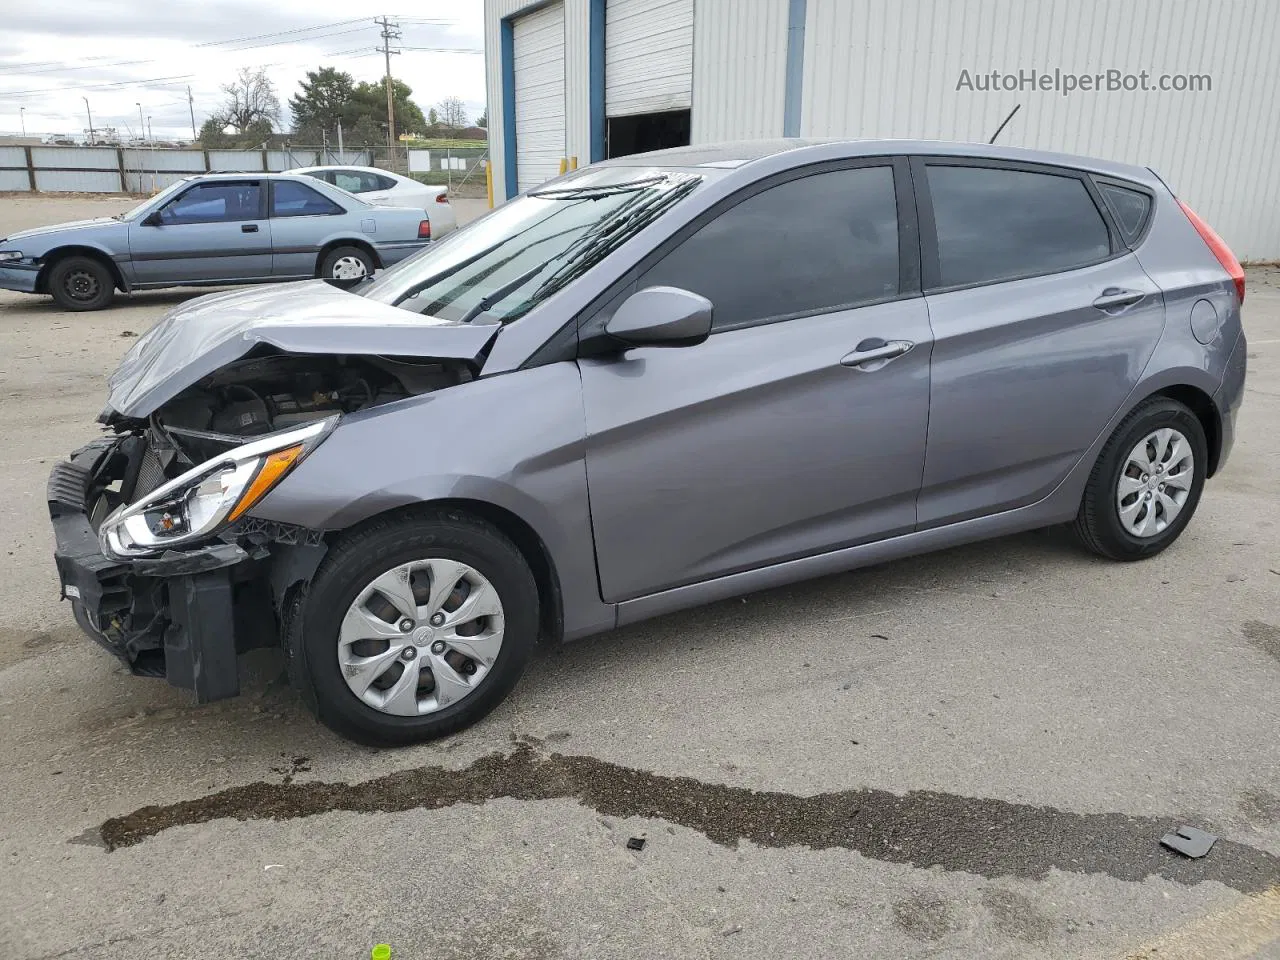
[97,743,1280,892]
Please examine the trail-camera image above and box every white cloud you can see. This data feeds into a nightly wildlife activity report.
[0,1,486,139]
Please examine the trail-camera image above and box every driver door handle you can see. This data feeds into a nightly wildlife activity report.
[241,223,259,233]
[840,338,914,369]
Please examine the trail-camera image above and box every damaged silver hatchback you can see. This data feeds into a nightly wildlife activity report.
[48,141,1247,744]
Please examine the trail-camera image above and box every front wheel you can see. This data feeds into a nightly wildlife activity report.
[47,255,115,311]
[295,510,540,745]
[1073,397,1208,560]
[318,245,375,289]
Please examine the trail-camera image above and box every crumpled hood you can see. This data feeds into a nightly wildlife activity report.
[105,280,501,417]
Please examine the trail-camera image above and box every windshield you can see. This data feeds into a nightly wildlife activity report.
[113,179,192,221]
[358,167,703,323]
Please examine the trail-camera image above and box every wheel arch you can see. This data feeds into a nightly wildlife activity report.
[1150,383,1222,477]
[36,245,129,294]
[315,237,381,276]
[329,499,565,645]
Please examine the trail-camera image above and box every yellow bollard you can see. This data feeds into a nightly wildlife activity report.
[558,157,568,175]
[372,945,391,960]
[570,156,578,170]
[485,161,494,209]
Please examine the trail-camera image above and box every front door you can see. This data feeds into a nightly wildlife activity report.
[912,159,1166,527]
[580,161,933,603]
[128,179,272,285]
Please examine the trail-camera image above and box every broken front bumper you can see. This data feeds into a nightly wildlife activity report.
[47,436,322,703]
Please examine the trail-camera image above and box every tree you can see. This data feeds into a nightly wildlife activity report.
[217,66,280,135]
[476,108,487,129]
[351,78,427,139]
[428,107,439,126]
[435,96,468,131]
[290,67,356,141]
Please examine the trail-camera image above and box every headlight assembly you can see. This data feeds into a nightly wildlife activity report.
[100,417,335,558]
[0,251,25,262]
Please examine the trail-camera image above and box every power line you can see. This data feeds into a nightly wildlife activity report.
[192,17,375,48]
[0,73,197,97]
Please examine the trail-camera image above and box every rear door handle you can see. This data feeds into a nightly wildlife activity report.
[1092,287,1145,311]
[241,224,259,233]
[840,338,914,369]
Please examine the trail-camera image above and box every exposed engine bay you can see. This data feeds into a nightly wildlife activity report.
[114,350,474,498]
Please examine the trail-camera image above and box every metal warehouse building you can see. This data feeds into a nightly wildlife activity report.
[484,0,1280,259]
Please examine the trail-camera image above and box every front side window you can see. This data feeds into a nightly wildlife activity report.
[272,180,345,217]
[160,182,262,224]
[638,166,900,330]
[926,165,1111,288]
[359,168,705,322]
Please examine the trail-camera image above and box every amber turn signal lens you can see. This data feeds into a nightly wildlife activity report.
[227,444,304,522]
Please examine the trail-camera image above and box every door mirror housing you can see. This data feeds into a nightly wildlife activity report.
[604,286,713,348]
[141,211,163,227]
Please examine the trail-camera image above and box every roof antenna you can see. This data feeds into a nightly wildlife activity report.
[988,104,1022,144]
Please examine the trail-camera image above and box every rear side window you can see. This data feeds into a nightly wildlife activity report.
[375,174,397,190]
[271,180,344,217]
[1097,182,1153,245]
[926,165,1111,288]
[638,166,900,330]
[333,170,383,194]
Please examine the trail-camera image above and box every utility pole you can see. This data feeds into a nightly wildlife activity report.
[187,85,197,142]
[83,97,95,145]
[337,118,344,157]
[136,102,146,145]
[376,15,401,169]
[19,107,25,139]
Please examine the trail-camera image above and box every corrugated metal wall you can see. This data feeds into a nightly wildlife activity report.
[690,0,789,142]
[605,0,694,116]
[799,0,1280,260]
[0,146,30,192]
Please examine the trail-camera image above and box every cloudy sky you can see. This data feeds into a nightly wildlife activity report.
[0,0,485,141]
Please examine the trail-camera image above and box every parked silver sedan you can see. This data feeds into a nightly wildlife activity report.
[0,172,434,311]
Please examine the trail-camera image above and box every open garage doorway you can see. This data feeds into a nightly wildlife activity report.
[606,109,691,158]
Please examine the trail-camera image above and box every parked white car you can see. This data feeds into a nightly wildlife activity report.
[290,165,457,237]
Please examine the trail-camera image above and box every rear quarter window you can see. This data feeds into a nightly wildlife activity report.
[926,164,1112,288]
[1096,181,1153,245]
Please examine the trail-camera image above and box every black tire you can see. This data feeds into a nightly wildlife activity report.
[1073,397,1208,561]
[294,509,540,745]
[47,255,115,311]
[318,245,375,289]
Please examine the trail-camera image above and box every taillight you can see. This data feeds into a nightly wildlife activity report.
[1178,200,1244,304]
[435,192,449,204]
[418,220,431,239]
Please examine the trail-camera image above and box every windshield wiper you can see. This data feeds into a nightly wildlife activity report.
[521,176,701,308]
[530,174,668,199]
[455,262,549,324]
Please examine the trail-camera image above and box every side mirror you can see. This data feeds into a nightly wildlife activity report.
[141,211,162,227]
[605,286,713,348]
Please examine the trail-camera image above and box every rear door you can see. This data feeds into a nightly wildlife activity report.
[912,158,1165,527]
[128,179,272,285]
[580,159,934,602]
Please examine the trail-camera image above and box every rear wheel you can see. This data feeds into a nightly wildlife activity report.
[1073,397,1207,560]
[295,510,539,745]
[319,245,374,288]
[47,255,115,311]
